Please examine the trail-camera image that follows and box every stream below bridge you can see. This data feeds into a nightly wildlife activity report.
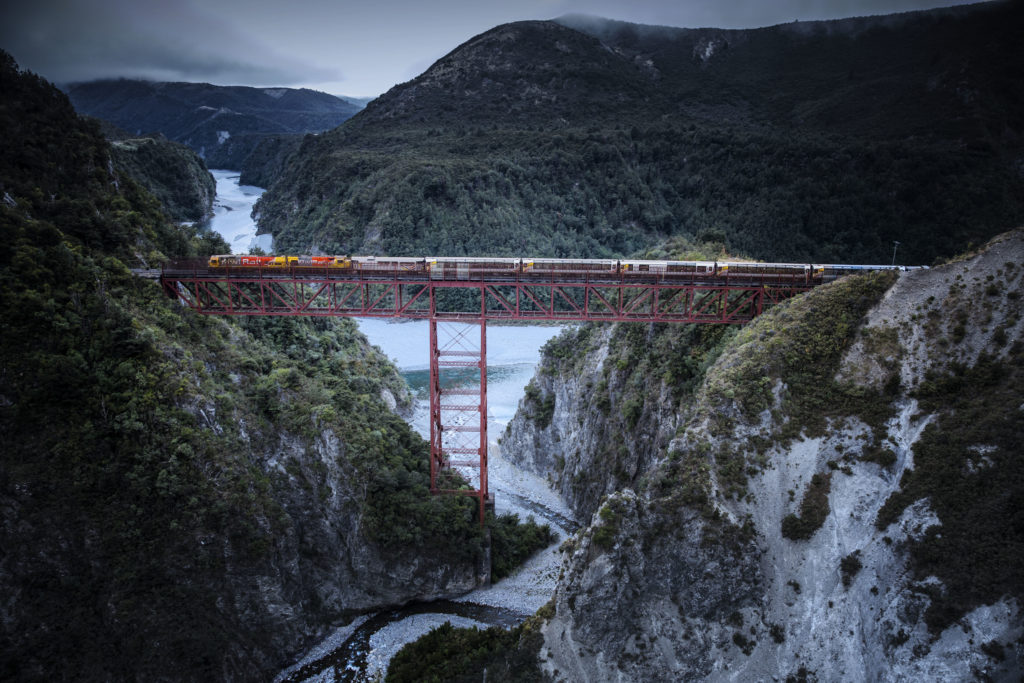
[273,320,578,682]
[204,172,579,681]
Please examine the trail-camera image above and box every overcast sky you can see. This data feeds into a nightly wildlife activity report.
[2,0,981,98]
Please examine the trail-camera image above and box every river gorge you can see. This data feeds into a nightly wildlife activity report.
[204,170,576,681]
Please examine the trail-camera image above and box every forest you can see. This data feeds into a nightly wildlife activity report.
[254,3,1024,267]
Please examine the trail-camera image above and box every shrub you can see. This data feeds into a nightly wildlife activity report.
[489,513,555,581]
[781,473,832,541]
[386,620,543,683]
[840,551,863,588]
[875,350,1024,633]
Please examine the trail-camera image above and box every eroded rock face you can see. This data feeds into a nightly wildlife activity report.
[502,324,683,521]
[254,431,480,617]
[511,231,1024,681]
[541,490,763,681]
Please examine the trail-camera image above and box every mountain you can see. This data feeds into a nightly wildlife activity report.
[253,2,1024,265]
[64,79,361,170]
[396,229,1024,680]
[338,95,375,108]
[237,133,306,188]
[0,53,553,680]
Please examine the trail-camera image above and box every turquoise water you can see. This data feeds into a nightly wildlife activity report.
[402,365,522,395]
[355,319,564,436]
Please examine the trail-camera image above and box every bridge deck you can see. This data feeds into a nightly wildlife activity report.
[160,265,814,324]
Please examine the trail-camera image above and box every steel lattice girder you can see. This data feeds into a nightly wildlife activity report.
[162,276,810,322]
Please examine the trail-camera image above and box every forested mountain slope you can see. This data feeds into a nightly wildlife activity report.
[0,53,499,680]
[65,79,361,171]
[255,2,1024,265]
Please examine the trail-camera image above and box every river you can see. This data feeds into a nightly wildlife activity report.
[206,169,273,254]
[204,170,576,681]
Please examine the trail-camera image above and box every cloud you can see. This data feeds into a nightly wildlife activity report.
[0,0,981,95]
[0,0,339,85]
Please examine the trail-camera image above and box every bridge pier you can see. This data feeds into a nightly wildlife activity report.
[429,319,490,525]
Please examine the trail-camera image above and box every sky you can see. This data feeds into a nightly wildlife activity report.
[1,0,981,98]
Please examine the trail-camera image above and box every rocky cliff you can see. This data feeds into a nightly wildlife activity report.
[503,320,734,521]
[505,231,1024,680]
[106,132,216,222]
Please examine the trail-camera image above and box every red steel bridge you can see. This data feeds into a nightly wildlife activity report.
[160,257,880,522]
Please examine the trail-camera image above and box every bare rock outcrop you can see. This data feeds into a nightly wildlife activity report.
[509,230,1024,681]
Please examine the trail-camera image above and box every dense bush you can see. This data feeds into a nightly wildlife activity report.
[840,551,863,588]
[781,473,833,541]
[258,121,1024,267]
[875,350,1024,633]
[255,6,1024,266]
[108,135,216,222]
[0,52,545,679]
[489,513,556,581]
[523,380,556,430]
[386,615,548,683]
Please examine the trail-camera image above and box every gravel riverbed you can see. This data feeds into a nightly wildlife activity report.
[276,427,576,682]
[453,438,576,614]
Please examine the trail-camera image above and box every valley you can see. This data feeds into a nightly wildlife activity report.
[2,2,1023,679]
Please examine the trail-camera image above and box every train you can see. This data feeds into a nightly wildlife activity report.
[206,254,921,284]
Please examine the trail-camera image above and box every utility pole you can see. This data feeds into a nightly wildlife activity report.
[891,240,900,266]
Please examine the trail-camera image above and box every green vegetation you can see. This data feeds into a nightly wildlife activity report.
[875,349,1024,633]
[1,52,267,677]
[653,445,714,516]
[604,319,738,409]
[522,379,556,430]
[593,498,624,550]
[860,444,898,469]
[710,271,897,431]
[707,271,897,494]
[238,133,305,187]
[840,551,863,588]
[107,134,215,222]
[386,606,552,682]
[732,632,756,656]
[781,473,833,541]
[258,122,1024,265]
[489,513,556,581]
[0,53,545,679]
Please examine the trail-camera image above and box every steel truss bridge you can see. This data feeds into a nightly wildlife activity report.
[161,260,822,523]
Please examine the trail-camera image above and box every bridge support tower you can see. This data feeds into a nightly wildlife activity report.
[429,319,490,524]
